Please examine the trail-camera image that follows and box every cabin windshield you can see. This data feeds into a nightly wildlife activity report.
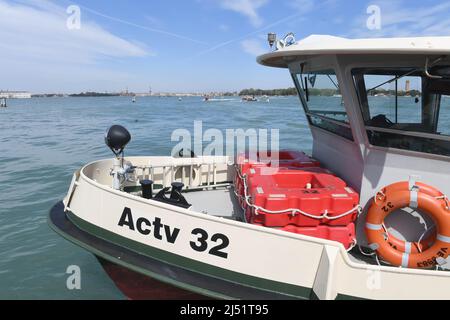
[292,70,353,141]
[352,67,450,157]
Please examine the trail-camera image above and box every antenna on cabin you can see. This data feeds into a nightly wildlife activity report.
[268,33,276,48]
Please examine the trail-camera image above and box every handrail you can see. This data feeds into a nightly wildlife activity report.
[132,161,226,189]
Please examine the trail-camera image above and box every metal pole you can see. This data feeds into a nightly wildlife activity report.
[395,79,398,123]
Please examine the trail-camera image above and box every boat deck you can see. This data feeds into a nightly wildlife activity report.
[79,156,450,272]
[183,187,243,220]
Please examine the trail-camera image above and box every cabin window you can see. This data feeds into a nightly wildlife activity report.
[353,67,450,157]
[437,96,450,136]
[292,70,353,141]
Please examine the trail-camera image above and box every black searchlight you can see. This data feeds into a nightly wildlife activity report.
[105,125,131,157]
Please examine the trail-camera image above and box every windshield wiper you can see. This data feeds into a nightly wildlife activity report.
[367,55,448,93]
[367,68,418,93]
[327,74,340,91]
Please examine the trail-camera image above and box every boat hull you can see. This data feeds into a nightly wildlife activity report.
[49,156,450,300]
[48,202,307,300]
[97,257,206,300]
[49,196,450,300]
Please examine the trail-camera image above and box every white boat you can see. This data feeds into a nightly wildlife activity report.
[242,95,258,102]
[0,98,6,108]
[261,95,270,103]
[49,34,450,300]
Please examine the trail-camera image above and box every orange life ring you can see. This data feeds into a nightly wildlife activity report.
[372,181,440,254]
[366,181,450,268]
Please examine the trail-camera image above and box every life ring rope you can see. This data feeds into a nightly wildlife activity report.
[374,190,386,204]
[436,195,450,210]
[375,189,449,210]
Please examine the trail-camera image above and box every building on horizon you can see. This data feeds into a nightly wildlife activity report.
[0,91,32,99]
[405,80,411,93]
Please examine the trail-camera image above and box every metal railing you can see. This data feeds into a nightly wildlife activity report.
[131,160,230,190]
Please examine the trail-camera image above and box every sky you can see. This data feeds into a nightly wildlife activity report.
[1,0,450,93]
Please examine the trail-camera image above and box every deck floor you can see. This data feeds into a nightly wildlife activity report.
[184,187,244,220]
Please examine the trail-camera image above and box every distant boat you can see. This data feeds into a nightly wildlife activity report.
[0,98,6,108]
[261,95,270,103]
[178,97,182,101]
[242,95,258,102]
[132,97,136,103]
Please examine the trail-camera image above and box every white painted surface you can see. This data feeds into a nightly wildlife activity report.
[66,157,450,299]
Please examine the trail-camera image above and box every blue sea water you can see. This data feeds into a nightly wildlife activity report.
[0,96,311,299]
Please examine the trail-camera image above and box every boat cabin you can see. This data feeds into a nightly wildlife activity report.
[258,35,450,208]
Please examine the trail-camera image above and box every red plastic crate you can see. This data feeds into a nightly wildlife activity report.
[236,150,321,176]
[247,168,359,227]
[235,151,322,210]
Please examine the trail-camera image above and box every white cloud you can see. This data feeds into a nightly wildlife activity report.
[241,38,266,56]
[218,0,269,27]
[1,1,148,59]
[348,0,450,38]
[0,0,149,92]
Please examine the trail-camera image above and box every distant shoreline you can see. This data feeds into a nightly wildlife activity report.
[29,89,299,98]
[23,88,421,99]
[69,92,120,97]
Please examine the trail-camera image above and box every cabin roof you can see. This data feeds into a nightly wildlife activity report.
[257,35,450,68]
